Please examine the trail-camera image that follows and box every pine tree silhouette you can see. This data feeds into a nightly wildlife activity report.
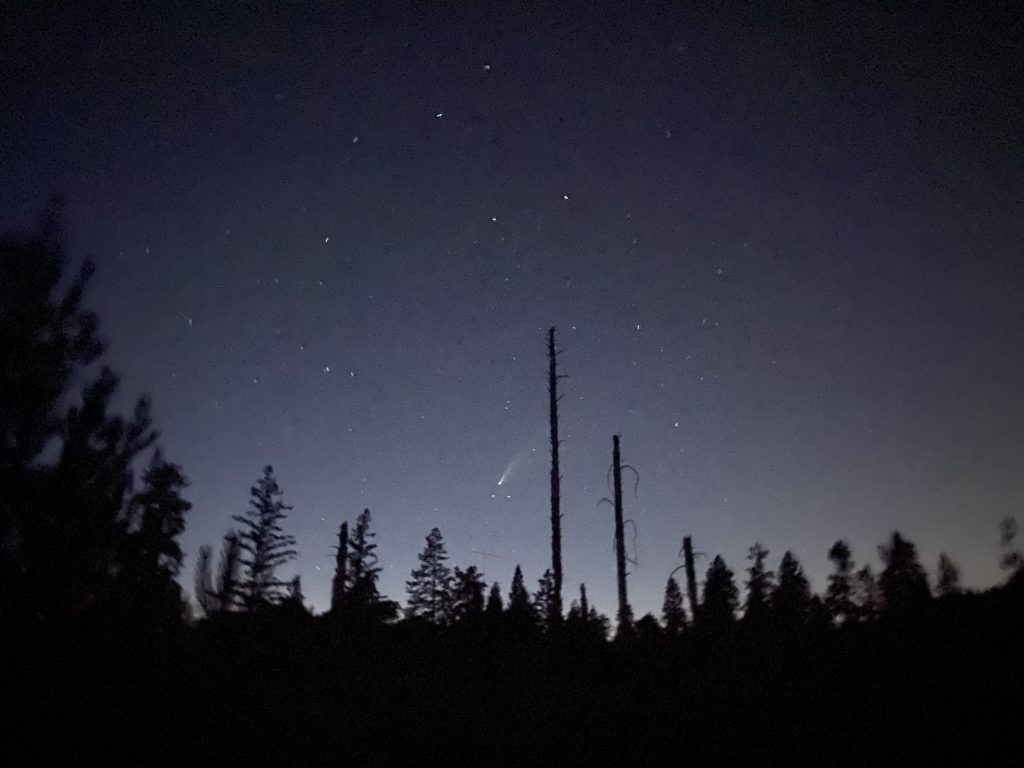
[345,508,397,621]
[936,553,961,597]
[215,530,242,612]
[852,563,880,622]
[878,531,930,618]
[194,544,215,617]
[405,527,454,624]
[507,564,537,629]
[826,540,856,624]
[120,451,192,622]
[485,581,504,617]
[772,551,811,627]
[1,243,159,622]
[330,521,348,614]
[999,517,1022,580]
[743,542,773,627]
[233,466,297,611]
[701,555,739,629]
[532,568,556,627]
[451,565,486,623]
[566,583,610,642]
[661,576,686,636]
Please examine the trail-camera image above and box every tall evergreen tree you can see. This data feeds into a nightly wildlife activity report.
[330,520,348,614]
[566,583,610,642]
[347,508,383,608]
[1,208,103,483]
[878,531,930,617]
[533,568,556,627]
[119,452,191,620]
[743,543,773,626]
[507,564,537,628]
[215,530,242,612]
[772,550,811,627]
[936,553,961,597]
[194,544,215,617]
[852,563,880,622]
[405,527,453,624]
[662,576,686,636]
[485,581,504,616]
[232,466,297,611]
[701,555,739,629]
[1,215,171,622]
[451,565,486,622]
[826,540,856,624]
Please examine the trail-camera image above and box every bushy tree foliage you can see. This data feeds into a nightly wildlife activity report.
[0,216,186,625]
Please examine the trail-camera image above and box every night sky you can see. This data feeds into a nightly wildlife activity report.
[3,1,1022,617]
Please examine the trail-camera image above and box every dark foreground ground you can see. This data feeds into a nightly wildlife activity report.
[5,591,1023,766]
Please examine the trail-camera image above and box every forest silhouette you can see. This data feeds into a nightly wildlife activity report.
[3,214,1023,764]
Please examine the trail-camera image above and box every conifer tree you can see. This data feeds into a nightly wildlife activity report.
[507,564,536,628]
[216,530,242,611]
[194,544,215,617]
[701,555,739,629]
[878,531,930,617]
[1,214,165,621]
[743,543,773,626]
[567,583,610,642]
[936,553,961,597]
[124,453,190,579]
[998,517,1022,580]
[347,508,383,607]
[119,452,192,620]
[533,568,556,626]
[485,581,504,616]
[232,466,297,611]
[662,576,686,636]
[773,550,811,627]
[405,527,453,624]
[330,521,348,614]
[853,563,880,622]
[826,540,856,624]
[452,566,486,623]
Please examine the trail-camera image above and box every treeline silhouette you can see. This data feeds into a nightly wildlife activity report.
[3,215,1023,764]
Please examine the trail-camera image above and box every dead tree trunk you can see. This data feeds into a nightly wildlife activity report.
[547,327,563,626]
[683,535,699,623]
[330,521,348,614]
[613,434,633,632]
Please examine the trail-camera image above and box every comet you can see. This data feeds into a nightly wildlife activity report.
[496,446,536,486]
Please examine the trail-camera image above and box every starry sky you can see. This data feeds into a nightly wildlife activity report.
[2,1,1022,617]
